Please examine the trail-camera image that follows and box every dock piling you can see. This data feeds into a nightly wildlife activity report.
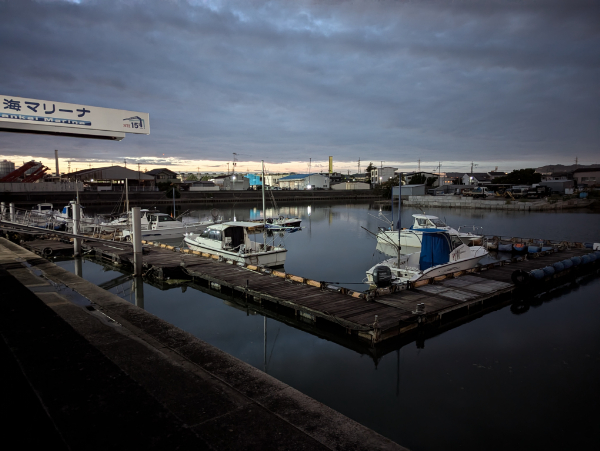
[132,207,143,276]
[72,201,81,257]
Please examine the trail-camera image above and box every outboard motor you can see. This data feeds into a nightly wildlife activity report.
[372,265,392,288]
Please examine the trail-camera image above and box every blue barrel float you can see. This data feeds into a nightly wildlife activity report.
[571,256,582,266]
[530,269,545,281]
[561,259,573,269]
[542,266,556,277]
[553,261,565,272]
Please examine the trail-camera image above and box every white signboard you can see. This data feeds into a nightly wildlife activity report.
[0,95,150,136]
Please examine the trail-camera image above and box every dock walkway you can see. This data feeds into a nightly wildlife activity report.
[19,237,600,345]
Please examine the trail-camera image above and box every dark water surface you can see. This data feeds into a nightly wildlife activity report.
[58,202,600,450]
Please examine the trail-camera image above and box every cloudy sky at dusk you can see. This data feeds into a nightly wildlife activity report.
[1,0,598,175]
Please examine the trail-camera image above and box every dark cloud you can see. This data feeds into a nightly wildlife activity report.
[0,0,598,171]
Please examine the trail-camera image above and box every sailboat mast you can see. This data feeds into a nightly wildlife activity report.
[262,160,266,246]
[390,177,394,231]
[397,173,402,263]
[125,178,129,213]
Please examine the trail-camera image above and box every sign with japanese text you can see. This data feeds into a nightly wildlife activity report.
[0,95,150,135]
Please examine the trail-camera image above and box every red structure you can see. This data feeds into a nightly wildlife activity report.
[0,161,49,183]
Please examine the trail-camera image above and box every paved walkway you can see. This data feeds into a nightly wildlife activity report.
[0,238,406,451]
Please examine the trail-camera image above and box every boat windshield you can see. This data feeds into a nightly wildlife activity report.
[430,218,447,227]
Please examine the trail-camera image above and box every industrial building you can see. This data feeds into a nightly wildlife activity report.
[278,173,330,190]
[0,160,16,178]
[65,166,155,190]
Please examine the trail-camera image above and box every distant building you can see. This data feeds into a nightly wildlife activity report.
[540,179,575,194]
[263,173,291,188]
[331,182,370,190]
[0,159,16,178]
[463,173,492,185]
[210,174,249,190]
[329,172,343,183]
[245,173,263,187]
[189,181,219,191]
[393,184,426,198]
[371,167,397,185]
[444,172,464,185]
[541,172,571,181]
[573,168,600,187]
[66,165,155,190]
[348,172,368,182]
[403,171,441,187]
[146,168,178,183]
[278,173,330,190]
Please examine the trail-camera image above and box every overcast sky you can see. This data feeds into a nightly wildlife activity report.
[1,0,598,174]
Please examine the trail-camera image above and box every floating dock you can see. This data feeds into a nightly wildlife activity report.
[18,235,600,346]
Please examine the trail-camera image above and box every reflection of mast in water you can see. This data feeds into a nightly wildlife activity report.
[308,205,312,238]
[396,348,400,398]
[263,316,267,373]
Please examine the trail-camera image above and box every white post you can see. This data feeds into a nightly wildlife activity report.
[9,203,15,222]
[72,201,81,257]
[132,207,143,276]
[1,202,5,220]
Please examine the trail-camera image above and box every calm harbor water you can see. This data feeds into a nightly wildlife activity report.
[58,202,600,450]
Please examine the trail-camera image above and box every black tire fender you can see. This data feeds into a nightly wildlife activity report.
[511,269,529,285]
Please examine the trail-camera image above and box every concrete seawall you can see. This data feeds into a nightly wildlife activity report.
[0,237,406,450]
[403,196,595,211]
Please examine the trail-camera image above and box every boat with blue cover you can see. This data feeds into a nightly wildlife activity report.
[366,229,488,285]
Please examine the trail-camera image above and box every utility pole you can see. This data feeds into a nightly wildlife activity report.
[418,159,420,172]
[358,158,361,175]
[471,161,473,175]
[124,159,127,169]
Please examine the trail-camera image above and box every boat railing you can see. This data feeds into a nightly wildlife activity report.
[457,225,483,235]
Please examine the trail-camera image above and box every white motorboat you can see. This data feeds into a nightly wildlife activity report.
[98,209,152,231]
[366,229,488,285]
[122,212,214,240]
[184,221,287,267]
[377,214,482,248]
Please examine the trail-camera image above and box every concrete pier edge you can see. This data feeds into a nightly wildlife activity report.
[0,237,406,451]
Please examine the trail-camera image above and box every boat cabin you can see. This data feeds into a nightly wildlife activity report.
[411,214,448,229]
[195,221,263,252]
[32,203,54,213]
[147,213,180,230]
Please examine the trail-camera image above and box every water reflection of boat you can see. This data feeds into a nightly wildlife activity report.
[377,214,482,248]
[184,221,287,267]
[367,230,488,286]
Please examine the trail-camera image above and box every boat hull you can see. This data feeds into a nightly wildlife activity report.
[123,223,210,240]
[184,237,287,267]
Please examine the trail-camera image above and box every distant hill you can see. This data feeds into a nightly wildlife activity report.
[536,163,600,174]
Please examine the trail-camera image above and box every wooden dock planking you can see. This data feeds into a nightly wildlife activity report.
[19,235,597,345]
